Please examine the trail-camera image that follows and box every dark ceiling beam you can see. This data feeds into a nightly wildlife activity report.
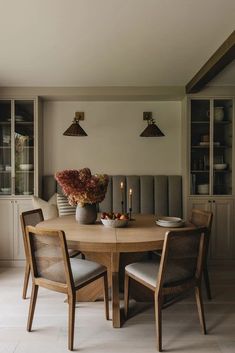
[186,30,235,94]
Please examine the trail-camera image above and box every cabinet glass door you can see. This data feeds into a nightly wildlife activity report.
[190,100,210,195]
[0,100,12,195]
[14,100,34,195]
[190,98,233,196]
[213,99,233,195]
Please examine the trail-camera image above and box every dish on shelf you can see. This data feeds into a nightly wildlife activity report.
[197,184,209,194]
[214,163,227,170]
[19,164,33,171]
[5,165,11,171]
[23,191,33,195]
[1,188,11,193]
[199,142,220,146]
[15,115,24,122]
[101,218,129,228]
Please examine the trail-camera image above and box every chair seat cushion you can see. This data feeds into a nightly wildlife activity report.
[126,260,193,288]
[70,258,106,287]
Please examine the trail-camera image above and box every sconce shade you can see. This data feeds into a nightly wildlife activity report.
[63,114,87,136]
[140,122,164,137]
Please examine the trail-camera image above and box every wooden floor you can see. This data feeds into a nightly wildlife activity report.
[0,266,235,353]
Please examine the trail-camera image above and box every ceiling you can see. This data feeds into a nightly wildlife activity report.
[0,0,234,87]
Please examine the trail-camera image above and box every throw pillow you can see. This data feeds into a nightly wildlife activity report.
[57,194,76,216]
[32,194,59,220]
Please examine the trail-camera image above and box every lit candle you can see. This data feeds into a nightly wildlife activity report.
[120,182,124,213]
[129,188,132,209]
[120,182,124,200]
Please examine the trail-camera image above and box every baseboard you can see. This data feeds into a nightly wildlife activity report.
[0,260,26,267]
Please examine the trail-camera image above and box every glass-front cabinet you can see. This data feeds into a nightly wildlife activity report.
[190,98,233,196]
[0,99,35,196]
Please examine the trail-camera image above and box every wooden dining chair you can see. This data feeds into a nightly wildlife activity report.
[20,209,82,300]
[20,209,44,299]
[25,225,109,351]
[124,227,207,352]
[190,208,213,300]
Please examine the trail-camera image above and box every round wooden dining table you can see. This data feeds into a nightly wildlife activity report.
[37,214,189,328]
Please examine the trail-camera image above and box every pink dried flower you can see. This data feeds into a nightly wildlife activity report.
[55,168,109,207]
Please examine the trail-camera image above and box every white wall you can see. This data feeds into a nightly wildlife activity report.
[43,101,182,175]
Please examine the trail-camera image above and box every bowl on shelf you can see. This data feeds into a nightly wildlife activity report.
[23,191,33,195]
[1,187,11,193]
[19,164,33,171]
[5,165,11,171]
[197,184,209,194]
[214,163,227,170]
[15,115,24,122]
[101,218,129,228]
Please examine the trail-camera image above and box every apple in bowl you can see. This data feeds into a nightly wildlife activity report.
[101,212,129,228]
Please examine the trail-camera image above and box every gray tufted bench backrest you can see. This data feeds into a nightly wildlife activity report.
[42,175,182,218]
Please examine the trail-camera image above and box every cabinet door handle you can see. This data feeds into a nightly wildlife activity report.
[212,200,215,203]
[208,200,211,203]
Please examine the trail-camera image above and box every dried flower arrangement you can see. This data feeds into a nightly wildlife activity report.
[55,168,109,207]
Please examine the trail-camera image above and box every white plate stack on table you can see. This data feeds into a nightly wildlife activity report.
[156,216,184,228]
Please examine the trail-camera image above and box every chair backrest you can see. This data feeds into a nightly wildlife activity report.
[21,208,44,232]
[157,227,206,303]
[190,208,213,255]
[190,208,213,231]
[20,209,44,261]
[26,226,74,292]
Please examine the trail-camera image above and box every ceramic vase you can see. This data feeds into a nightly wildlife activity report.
[75,203,97,224]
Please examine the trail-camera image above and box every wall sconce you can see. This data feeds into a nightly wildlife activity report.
[63,112,88,136]
[140,112,164,137]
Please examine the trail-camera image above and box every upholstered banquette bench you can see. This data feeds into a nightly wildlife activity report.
[42,174,182,302]
[42,175,182,217]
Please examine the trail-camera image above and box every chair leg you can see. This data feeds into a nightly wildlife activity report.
[203,266,212,300]
[68,292,76,351]
[154,295,163,352]
[103,272,109,320]
[124,272,130,319]
[195,286,207,334]
[22,262,30,299]
[27,284,38,332]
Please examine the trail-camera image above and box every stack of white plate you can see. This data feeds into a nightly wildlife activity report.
[197,184,209,194]
[156,216,184,228]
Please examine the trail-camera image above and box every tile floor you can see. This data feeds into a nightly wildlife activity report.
[0,266,235,353]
